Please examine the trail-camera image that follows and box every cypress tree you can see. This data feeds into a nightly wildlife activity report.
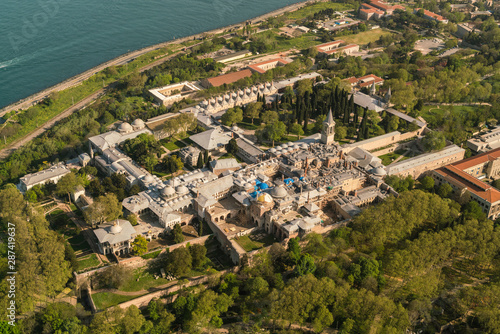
[343,105,349,124]
[203,150,209,165]
[197,152,204,169]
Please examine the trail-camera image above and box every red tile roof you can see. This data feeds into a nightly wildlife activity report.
[435,147,500,204]
[343,74,384,87]
[415,8,447,21]
[206,69,253,87]
[451,147,500,170]
[247,58,290,74]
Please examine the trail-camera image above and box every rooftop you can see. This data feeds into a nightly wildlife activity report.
[205,69,253,87]
[189,127,233,151]
[19,165,71,187]
[94,219,136,245]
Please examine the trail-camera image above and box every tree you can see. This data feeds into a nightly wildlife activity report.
[221,107,243,126]
[131,235,148,256]
[295,253,316,276]
[290,122,304,139]
[56,173,81,203]
[314,115,327,133]
[83,193,122,227]
[420,176,435,192]
[244,102,262,124]
[119,305,146,334]
[265,121,286,146]
[422,131,446,152]
[96,265,132,289]
[261,110,279,125]
[335,126,348,140]
[196,152,204,169]
[128,213,138,226]
[287,237,301,265]
[172,223,184,244]
[189,244,207,269]
[437,183,453,198]
[227,138,238,155]
[165,246,192,277]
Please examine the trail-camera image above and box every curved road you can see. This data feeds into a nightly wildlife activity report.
[0,50,185,160]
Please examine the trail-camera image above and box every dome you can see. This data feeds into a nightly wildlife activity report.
[372,167,387,176]
[281,144,288,149]
[118,122,132,133]
[301,143,309,149]
[131,119,145,129]
[161,186,175,197]
[143,174,154,183]
[176,185,189,194]
[110,223,123,234]
[271,186,288,198]
[269,148,277,153]
[257,193,273,203]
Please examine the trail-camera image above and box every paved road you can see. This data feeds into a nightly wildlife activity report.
[0,88,106,159]
[0,51,184,160]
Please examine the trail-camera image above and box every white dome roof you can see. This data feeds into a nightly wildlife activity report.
[131,119,145,128]
[118,122,132,132]
[271,186,288,198]
[110,223,123,234]
[176,185,189,194]
[269,148,277,153]
[372,167,387,176]
[161,186,175,197]
[143,174,154,183]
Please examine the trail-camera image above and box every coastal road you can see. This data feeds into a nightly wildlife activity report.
[0,88,107,159]
[0,0,319,160]
[0,50,187,160]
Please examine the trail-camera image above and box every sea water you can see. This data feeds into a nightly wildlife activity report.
[0,0,302,108]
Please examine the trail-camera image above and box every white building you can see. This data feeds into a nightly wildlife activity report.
[18,165,71,193]
[94,219,137,256]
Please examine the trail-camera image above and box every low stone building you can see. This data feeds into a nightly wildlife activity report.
[94,219,137,256]
[178,146,202,167]
[210,158,242,176]
[18,165,71,193]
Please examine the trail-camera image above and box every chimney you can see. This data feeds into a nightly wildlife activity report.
[197,191,199,198]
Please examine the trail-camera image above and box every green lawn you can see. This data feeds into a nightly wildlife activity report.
[92,292,143,310]
[235,233,277,252]
[285,2,355,21]
[379,150,409,166]
[342,29,394,46]
[48,209,64,217]
[162,139,186,151]
[77,254,101,271]
[219,153,243,163]
[237,121,259,130]
[141,250,162,260]
[419,105,480,126]
[67,233,92,253]
[120,269,171,292]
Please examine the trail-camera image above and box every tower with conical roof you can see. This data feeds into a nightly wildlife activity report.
[385,87,392,104]
[370,82,376,96]
[321,109,336,145]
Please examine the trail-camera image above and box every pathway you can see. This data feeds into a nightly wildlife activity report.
[0,50,183,160]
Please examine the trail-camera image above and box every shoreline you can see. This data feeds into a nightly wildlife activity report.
[0,0,322,116]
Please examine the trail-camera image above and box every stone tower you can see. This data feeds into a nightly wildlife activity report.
[370,82,376,96]
[321,109,336,145]
[385,87,392,104]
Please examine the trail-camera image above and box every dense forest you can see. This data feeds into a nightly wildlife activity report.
[1,184,499,333]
